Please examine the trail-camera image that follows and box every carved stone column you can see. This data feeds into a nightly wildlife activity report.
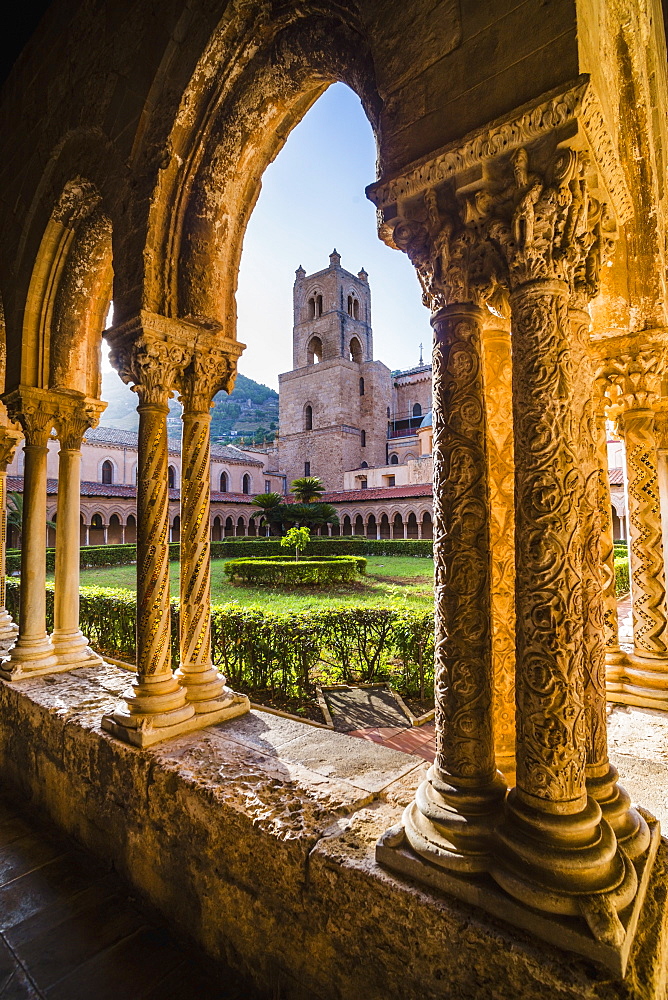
[0,388,59,678]
[51,391,106,667]
[589,404,629,693]
[598,346,668,709]
[369,89,660,971]
[377,220,506,876]
[570,312,649,861]
[101,325,196,745]
[176,346,249,723]
[0,423,23,652]
[481,315,515,779]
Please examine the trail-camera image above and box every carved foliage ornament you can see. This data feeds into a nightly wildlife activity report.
[392,149,614,311]
[110,336,188,407]
[178,350,237,413]
[595,349,667,416]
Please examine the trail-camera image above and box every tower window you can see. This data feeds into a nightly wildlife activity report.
[360,479,367,490]
[304,461,311,476]
[413,403,422,417]
[359,377,364,396]
[167,465,176,489]
[242,474,251,495]
[389,454,399,465]
[349,337,362,363]
[101,460,113,485]
[307,336,323,364]
[361,429,366,447]
[305,404,313,430]
[308,297,315,319]
[316,294,322,316]
[361,461,368,469]
[220,471,229,492]
[265,480,271,493]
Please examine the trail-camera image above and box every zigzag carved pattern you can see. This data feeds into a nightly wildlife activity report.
[136,408,171,677]
[180,416,212,667]
[626,438,668,655]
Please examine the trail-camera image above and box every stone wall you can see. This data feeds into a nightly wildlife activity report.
[0,668,665,1000]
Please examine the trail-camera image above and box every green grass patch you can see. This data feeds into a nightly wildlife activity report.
[59,555,435,612]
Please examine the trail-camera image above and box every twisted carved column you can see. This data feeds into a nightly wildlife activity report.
[0,389,58,678]
[481,317,516,779]
[51,392,106,667]
[176,348,248,722]
[102,332,196,746]
[0,423,23,652]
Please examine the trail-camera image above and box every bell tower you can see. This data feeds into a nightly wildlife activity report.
[278,251,391,491]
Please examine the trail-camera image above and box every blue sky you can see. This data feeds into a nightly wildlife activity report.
[236,82,430,389]
[104,83,429,390]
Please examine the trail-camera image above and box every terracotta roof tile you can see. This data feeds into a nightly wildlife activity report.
[608,467,624,486]
[322,484,433,503]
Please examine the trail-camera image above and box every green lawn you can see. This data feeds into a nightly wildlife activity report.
[60,556,435,613]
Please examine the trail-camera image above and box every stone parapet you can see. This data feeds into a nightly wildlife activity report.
[0,666,666,999]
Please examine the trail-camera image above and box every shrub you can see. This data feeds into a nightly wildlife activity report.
[4,579,434,700]
[223,556,366,586]
[614,555,629,596]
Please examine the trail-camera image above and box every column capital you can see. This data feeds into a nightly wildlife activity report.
[0,424,23,471]
[106,312,245,409]
[178,341,244,414]
[51,390,107,451]
[2,387,56,447]
[593,339,667,417]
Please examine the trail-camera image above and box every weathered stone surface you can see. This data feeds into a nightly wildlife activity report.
[0,667,666,999]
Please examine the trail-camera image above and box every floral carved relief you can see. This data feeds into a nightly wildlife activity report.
[432,311,495,782]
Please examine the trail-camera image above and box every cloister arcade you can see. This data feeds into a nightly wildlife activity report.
[0,0,667,994]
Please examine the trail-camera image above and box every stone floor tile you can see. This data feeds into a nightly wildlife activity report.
[43,926,181,1000]
[0,835,67,889]
[0,855,114,932]
[0,963,42,1000]
[7,886,149,992]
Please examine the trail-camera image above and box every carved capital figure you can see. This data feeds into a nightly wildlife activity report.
[178,348,238,414]
[109,334,188,409]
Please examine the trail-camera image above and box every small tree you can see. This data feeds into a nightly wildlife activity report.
[280,526,311,562]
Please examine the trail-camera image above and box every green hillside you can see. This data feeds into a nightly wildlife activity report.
[100,369,278,444]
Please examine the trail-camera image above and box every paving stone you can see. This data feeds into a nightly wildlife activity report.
[323,685,411,732]
[276,726,423,792]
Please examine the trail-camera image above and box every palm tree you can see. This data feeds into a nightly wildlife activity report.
[290,476,325,504]
[282,502,339,531]
[250,492,286,535]
[6,492,56,546]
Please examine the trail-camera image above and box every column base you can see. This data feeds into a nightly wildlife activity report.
[51,629,103,669]
[0,617,18,655]
[175,663,240,715]
[610,653,668,710]
[377,812,660,977]
[399,765,507,875]
[0,635,60,680]
[605,648,631,692]
[101,691,250,747]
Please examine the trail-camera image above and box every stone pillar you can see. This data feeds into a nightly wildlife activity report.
[101,331,196,746]
[0,424,23,652]
[481,317,516,779]
[592,405,629,691]
[176,349,248,723]
[0,389,58,678]
[491,277,636,941]
[51,393,106,667]
[570,312,648,861]
[617,404,668,707]
[379,236,506,872]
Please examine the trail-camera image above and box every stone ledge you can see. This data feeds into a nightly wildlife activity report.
[0,664,665,999]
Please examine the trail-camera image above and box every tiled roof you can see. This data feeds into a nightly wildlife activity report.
[609,467,624,486]
[322,484,433,503]
[86,426,263,465]
[7,477,255,504]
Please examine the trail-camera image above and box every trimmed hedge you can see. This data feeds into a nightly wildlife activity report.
[4,579,434,699]
[6,537,432,575]
[614,555,629,596]
[223,556,366,586]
